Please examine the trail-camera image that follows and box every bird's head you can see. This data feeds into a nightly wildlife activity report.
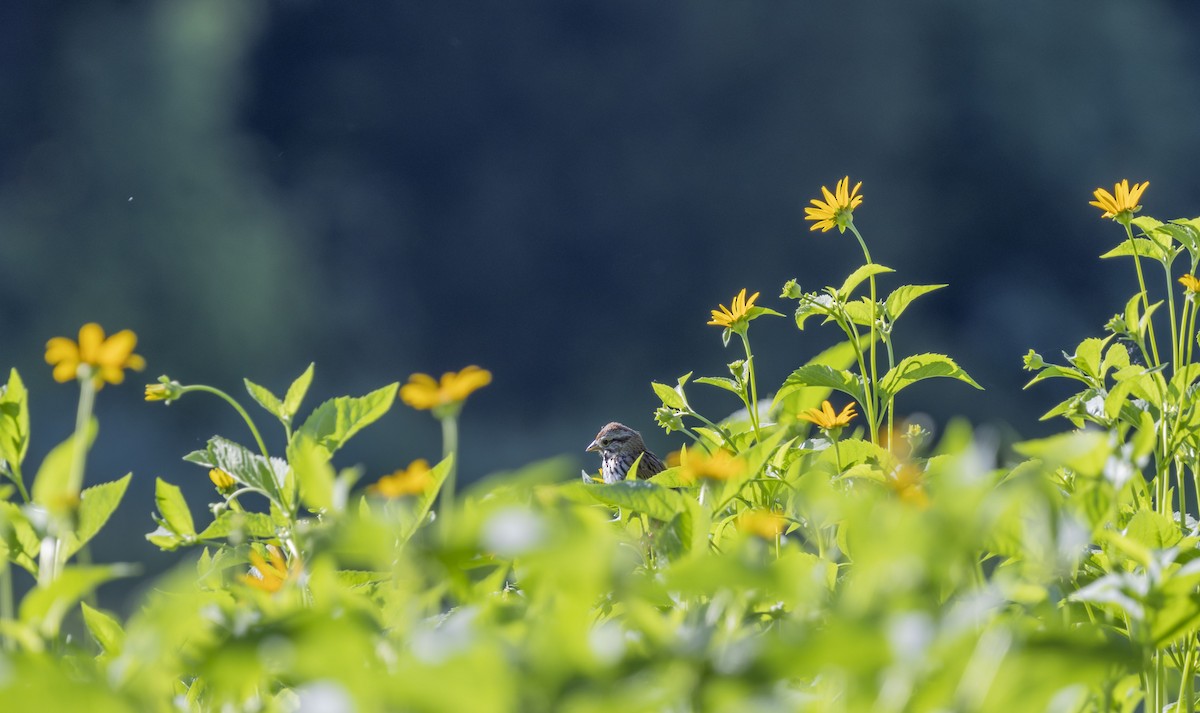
[586,422,644,456]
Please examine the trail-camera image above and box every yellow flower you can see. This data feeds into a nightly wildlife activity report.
[888,465,929,509]
[1181,274,1200,294]
[209,468,236,491]
[369,459,433,498]
[798,400,857,431]
[144,383,170,401]
[240,545,293,593]
[46,323,146,388]
[399,366,492,413]
[708,289,761,329]
[1089,179,1148,220]
[805,176,863,233]
[678,448,745,485]
[737,508,788,539]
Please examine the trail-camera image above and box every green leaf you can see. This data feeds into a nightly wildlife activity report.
[884,284,946,321]
[1014,430,1109,478]
[184,436,287,506]
[0,368,30,469]
[0,501,39,572]
[244,378,284,419]
[80,601,125,656]
[154,478,195,538]
[1067,336,1112,380]
[695,376,741,395]
[778,364,867,406]
[397,455,454,545]
[772,340,861,413]
[31,418,98,510]
[20,564,136,637]
[585,480,688,522]
[282,362,315,421]
[295,383,398,455]
[1100,237,1171,262]
[196,510,276,540]
[1124,510,1181,550]
[63,474,132,557]
[651,381,687,410]
[837,263,894,298]
[878,353,983,400]
[288,435,335,512]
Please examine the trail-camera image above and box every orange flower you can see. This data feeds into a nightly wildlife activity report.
[399,366,491,414]
[737,509,788,539]
[805,176,864,233]
[368,459,433,498]
[240,545,293,593]
[798,400,857,431]
[1089,180,1148,220]
[45,323,145,388]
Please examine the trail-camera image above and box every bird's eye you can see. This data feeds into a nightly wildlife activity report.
[600,437,610,446]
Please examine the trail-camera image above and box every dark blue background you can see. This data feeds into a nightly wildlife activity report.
[2,1,1199,602]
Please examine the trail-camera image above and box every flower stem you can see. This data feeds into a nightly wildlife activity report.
[849,222,880,444]
[738,331,762,441]
[1123,221,1161,367]
[0,560,12,651]
[439,415,459,528]
[183,385,270,459]
[1164,261,1180,372]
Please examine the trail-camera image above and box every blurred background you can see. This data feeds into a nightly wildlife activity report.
[2,1,1199,600]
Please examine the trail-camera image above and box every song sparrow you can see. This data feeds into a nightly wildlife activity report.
[586,422,667,484]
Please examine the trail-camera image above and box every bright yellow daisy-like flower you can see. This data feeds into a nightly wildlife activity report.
[240,545,293,594]
[1089,179,1148,220]
[708,289,761,329]
[736,508,788,539]
[798,400,857,431]
[678,448,745,485]
[1180,274,1200,294]
[368,459,433,498]
[45,323,145,389]
[805,176,864,233]
[399,366,492,413]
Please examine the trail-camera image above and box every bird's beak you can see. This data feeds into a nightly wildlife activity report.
[585,439,599,453]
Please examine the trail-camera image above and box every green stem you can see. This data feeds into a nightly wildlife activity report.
[439,415,459,528]
[1165,261,1180,373]
[849,222,880,444]
[1123,221,1161,367]
[838,315,876,442]
[738,331,762,441]
[1187,294,1198,368]
[0,560,12,651]
[7,463,29,504]
[40,376,98,586]
[183,385,270,459]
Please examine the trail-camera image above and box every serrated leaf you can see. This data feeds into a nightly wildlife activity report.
[1124,510,1181,550]
[31,418,98,511]
[652,381,686,410]
[1013,430,1109,478]
[771,340,861,413]
[777,364,867,407]
[0,501,39,572]
[884,284,946,321]
[838,263,894,298]
[20,564,136,637]
[695,376,741,395]
[1100,237,1171,262]
[585,480,688,522]
[282,363,315,421]
[81,601,125,656]
[196,510,276,540]
[0,368,30,469]
[154,478,195,538]
[185,436,288,507]
[288,435,335,512]
[244,378,284,419]
[878,353,982,400]
[397,455,454,545]
[63,474,132,557]
[295,383,398,456]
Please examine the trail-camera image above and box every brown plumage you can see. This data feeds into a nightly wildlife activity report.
[586,422,667,484]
